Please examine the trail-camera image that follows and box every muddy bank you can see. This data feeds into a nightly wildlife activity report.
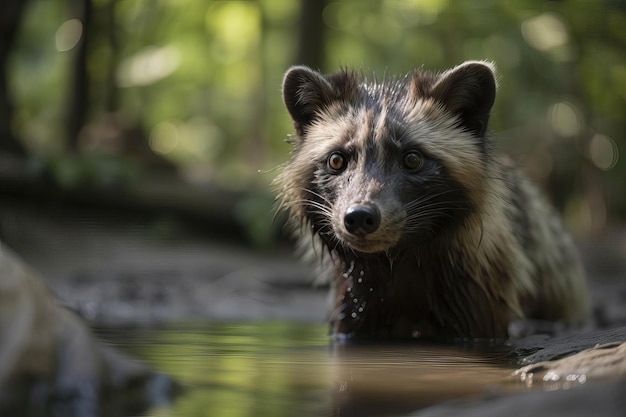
[0,200,327,326]
[2,199,626,329]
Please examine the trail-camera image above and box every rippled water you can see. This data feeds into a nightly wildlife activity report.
[97,322,519,417]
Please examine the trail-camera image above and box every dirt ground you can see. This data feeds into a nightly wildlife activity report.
[0,200,329,326]
[2,199,626,330]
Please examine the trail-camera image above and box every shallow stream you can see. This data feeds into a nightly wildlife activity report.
[98,322,523,417]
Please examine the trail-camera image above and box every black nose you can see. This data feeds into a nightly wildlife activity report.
[344,204,381,235]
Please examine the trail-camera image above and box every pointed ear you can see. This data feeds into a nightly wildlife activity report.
[429,61,496,137]
[282,66,357,135]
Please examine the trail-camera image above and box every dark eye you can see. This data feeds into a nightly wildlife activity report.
[328,152,346,172]
[402,151,424,171]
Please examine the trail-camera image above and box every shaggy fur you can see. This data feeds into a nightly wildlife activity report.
[274,61,589,340]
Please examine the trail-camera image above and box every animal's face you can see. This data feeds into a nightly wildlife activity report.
[276,62,496,254]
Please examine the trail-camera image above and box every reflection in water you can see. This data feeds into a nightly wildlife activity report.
[331,343,512,416]
[97,323,517,417]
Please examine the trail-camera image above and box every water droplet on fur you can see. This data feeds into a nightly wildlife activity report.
[357,277,363,283]
[359,270,364,277]
[353,298,358,303]
[351,312,357,319]
[369,287,373,292]
[347,287,352,292]
[345,260,355,276]
[358,307,364,313]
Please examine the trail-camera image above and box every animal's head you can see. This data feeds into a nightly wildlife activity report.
[275,61,496,255]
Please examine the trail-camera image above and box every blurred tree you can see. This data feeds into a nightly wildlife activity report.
[295,0,327,70]
[0,0,28,155]
[103,0,119,113]
[2,0,624,242]
[67,0,92,152]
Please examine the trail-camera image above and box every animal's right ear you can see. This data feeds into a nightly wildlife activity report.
[282,66,337,135]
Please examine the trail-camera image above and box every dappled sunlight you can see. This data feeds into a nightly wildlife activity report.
[149,121,180,155]
[55,18,83,52]
[589,133,619,171]
[117,45,181,87]
[205,2,260,65]
[148,117,225,184]
[7,1,623,236]
[547,100,583,138]
[521,12,569,52]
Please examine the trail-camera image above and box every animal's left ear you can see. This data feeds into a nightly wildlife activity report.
[429,61,496,137]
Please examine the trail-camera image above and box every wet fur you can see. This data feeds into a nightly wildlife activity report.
[274,61,590,340]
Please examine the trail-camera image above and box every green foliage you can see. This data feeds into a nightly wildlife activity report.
[234,192,281,249]
[8,0,626,239]
[27,151,139,189]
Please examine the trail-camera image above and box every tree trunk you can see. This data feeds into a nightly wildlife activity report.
[0,0,28,155]
[67,0,93,152]
[104,0,119,113]
[295,0,327,70]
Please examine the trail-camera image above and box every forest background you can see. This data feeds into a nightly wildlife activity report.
[1,0,624,247]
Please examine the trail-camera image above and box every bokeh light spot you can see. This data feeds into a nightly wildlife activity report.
[55,19,83,52]
[589,134,619,171]
[116,46,180,87]
[547,101,582,138]
[150,121,180,155]
[521,13,569,51]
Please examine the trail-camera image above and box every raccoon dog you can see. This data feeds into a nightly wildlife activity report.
[274,61,589,340]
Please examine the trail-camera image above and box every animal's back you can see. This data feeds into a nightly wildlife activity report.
[512,171,589,322]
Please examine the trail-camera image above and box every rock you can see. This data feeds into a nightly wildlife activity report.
[513,341,626,386]
[511,326,626,365]
[412,377,626,417]
[0,243,175,416]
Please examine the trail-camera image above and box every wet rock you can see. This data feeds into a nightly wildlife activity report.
[510,326,626,365]
[412,378,626,417]
[0,244,176,416]
[411,326,626,417]
[513,341,626,385]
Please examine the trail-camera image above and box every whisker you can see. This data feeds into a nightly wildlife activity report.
[301,188,333,206]
[405,200,473,213]
[401,188,470,211]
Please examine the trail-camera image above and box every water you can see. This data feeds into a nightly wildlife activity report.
[97,322,519,417]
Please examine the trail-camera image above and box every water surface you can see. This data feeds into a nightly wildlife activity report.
[98,322,519,417]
